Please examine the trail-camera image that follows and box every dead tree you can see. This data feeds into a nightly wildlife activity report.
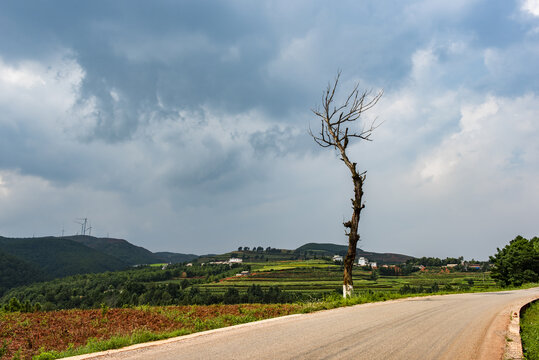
[310,72,382,298]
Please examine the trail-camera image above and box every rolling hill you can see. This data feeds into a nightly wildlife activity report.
[196,243,413,265]
[0,249,45,296]
[153,251,198,264]
[67,235,160,265]
[0,235,199,294]
[0,236,128,279]
[295,243,413,264]
[67,236,198,265]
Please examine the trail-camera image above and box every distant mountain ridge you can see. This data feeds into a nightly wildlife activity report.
[295,243,413,264]
[197,242,413,265]
[153,251,199,264]
[66,235,198,265]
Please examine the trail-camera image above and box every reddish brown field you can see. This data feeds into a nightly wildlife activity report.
[0,304,301,359]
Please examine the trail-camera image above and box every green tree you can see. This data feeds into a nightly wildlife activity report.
[489,236,539,287]
[247,284,264,303]
[369,268,379,281]
[223,287,240,304]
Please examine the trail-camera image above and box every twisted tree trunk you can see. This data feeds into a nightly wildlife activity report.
[310,72,382,298]
[342,162,364,297]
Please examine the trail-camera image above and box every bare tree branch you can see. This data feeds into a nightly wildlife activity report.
[309,72,383,298]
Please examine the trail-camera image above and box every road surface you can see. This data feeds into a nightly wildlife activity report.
[70,288,539,360]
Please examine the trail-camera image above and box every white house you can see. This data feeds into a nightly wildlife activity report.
[229,258,243,263]
[370,262,377,268]
[332,255,343,262]
[235,270,250,277]
[357,257,368,266]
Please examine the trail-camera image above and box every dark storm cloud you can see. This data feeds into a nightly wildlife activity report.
[0,1,278,140]
[0,1,417,142]
[1,0,539,258]
[3,0,535,146]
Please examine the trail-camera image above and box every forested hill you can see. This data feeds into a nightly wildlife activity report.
[66,235,161,265]
[65,236,198,265]
[0,249,45,296]
[153,251,199,264]
[295,243,414,265]
[0,236,128,279]
[0,235,198,296]
[198,243,413,265]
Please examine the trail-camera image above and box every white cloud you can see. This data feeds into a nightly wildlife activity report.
[416,94,539,187]
[0,54,84,131]
[0,59,45,88]
[522,0,539,16]
[404,0,480,27]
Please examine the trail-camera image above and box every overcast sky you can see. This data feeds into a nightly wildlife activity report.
[1,1,538,259]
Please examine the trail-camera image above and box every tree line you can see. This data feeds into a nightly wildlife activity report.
[1,263,239,311]
[0,263,308,312]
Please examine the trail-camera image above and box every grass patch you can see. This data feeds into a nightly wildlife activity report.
[521,300,539,360]
[33,329,192,359]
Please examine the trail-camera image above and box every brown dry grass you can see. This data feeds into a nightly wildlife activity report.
[0,304,301,359]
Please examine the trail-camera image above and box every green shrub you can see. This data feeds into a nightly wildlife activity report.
[521,301,539,360]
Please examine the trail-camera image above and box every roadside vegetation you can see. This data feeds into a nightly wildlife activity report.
[1,257,535,359]
[1,235,537,359]
[522,300,539,360]
[489,236,538,286]
[1,259,495,312]
[2,281,537,360]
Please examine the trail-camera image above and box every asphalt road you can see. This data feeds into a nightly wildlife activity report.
[72,288,539,360]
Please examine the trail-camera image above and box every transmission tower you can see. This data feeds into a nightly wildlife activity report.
[74,218,89,235]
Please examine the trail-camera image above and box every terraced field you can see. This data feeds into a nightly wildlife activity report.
[196,260,496,296]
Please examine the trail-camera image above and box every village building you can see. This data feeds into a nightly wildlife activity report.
[357,257,368,266]
[209,261,228,265]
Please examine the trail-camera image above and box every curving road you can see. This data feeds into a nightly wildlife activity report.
[70,288,539,360]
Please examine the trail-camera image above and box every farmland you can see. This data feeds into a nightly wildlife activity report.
[1,259,497,312]
[0,258,528,360]
[0,304,302,359]
[195,260,496,297]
